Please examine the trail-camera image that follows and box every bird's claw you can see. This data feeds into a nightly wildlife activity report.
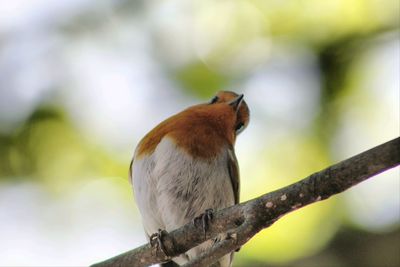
[226,232,241,252]
[193,208,214,238]
[150,229,169,256]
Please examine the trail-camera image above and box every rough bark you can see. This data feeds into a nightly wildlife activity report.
[91,137,400,267]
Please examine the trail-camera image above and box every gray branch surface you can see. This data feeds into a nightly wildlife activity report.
[91,137,400,267]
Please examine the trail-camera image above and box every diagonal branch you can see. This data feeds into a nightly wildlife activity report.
[91,137,400,267]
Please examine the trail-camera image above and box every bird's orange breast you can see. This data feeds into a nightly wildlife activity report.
[136,104,236,159]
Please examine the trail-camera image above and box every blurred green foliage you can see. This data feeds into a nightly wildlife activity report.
[174,62,229,98]
[0,0,398,266]
[0,107,127,193]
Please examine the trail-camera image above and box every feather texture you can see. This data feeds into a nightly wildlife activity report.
[132,137,235,265]
[131,91,249,266]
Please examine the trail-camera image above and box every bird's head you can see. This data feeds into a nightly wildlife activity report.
[135,90,250,159]
[208,91,250,136]
[182,90,250,146]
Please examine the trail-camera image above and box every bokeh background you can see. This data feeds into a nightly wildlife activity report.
[0,0,399,266]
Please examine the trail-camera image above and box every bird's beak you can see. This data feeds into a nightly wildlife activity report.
[229,94,244,111]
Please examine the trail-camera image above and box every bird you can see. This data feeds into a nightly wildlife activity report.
[130,91,250,267]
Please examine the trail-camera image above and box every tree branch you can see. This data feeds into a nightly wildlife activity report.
[91,137,400,267]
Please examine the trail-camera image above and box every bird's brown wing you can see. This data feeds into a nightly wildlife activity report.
[227,148,240,204]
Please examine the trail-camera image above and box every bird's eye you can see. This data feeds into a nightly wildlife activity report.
[210,96,219,104]
[235,122,245,134]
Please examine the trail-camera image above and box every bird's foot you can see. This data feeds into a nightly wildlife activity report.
[150,229,170,256]
[193,208,214,238]
[226,232,241,252]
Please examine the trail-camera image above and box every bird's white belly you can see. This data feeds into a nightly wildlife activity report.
[132,137,235,265]
[132,137,235,234]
